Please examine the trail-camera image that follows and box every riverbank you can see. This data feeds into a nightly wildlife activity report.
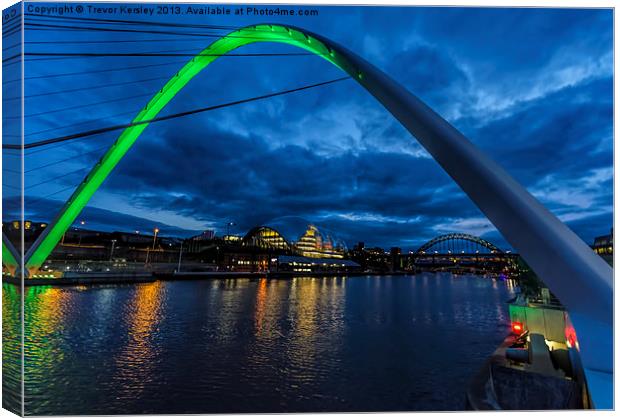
[3,271,155,286]
[4,270,413,286]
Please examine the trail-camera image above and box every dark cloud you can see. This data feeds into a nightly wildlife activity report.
[466,77,613,187]
[387,43,470,109]
[8,6,613,251]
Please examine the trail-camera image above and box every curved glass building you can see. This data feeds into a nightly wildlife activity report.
[243,216,347,259]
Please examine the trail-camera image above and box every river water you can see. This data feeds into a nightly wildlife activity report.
[3,274,514,415]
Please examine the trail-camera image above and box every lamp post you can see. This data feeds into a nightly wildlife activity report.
[145,227,159,266]
[177,243,183,273]
[226,221,235,237]
[152,228,159,249]
[109,239,116,262]
[77,220,86,247]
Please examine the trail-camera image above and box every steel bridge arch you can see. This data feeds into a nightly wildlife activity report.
[415,233,502,254]
[4,23,612,407]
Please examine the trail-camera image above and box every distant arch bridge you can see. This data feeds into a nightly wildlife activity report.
[415,233,503,254]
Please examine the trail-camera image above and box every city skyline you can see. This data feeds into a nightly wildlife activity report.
[3,6,613,251]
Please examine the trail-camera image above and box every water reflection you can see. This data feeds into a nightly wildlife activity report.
[254,278,269,334]
[4,274,513,415]
[112,281,166,401]
[24,285,76,410]
[2,284,22,415]
[253,278,286,338]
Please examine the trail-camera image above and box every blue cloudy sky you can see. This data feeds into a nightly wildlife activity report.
[2,4,613,251]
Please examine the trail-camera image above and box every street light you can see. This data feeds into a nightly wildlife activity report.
[177,243,183,273]
[226,221,235,237]
[73,220,87,247]
[153,228,160,248]
[109,239,117,262]
[145,227,159,266]
[78,231,84,247]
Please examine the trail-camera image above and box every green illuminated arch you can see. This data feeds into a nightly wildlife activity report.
[24,24,361,273]
[2,239,19,275]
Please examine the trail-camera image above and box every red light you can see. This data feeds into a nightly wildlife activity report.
[564,314,578,349]
[512,321,523,334]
